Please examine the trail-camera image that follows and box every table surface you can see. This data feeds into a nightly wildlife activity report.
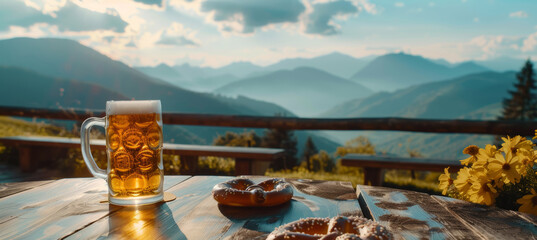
[0,176,536,240]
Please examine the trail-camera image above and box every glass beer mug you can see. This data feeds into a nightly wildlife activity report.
[81,100,164,205]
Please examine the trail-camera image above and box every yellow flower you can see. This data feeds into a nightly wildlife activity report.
[517,148,536,168]
[454,167,473,195]
[488,151,524,184]
[474,144,497,170]
[517,189,537,216]
[534,130,537,139]
[501,136,534,154]
[468,172,498,206]
[460,145,480,166]
[438,167,453,195]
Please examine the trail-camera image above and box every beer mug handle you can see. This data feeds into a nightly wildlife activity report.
[80,117,107,180]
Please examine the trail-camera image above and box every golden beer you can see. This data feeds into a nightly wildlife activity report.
[81,100,164,205]
[107,113,163,198]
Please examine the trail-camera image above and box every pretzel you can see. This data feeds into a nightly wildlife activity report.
[267,216,392,240]
[212,178,293,207]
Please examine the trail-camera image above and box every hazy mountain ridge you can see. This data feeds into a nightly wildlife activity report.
[0,37,273,116]
[0,37,339,153]
[215,67,373,117]
[136,52,368,92]
[262,52,371,79]
[327,71,514,119]
[0,65,203,144]
[350,53,490,91]
[0,66,129,109]
[323,71,516,159]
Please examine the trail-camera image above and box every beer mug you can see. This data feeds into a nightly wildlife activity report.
[81,100,164,205]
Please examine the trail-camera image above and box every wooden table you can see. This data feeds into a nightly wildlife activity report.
[0,176,536,239]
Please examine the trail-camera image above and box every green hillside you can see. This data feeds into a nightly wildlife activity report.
[0,66,128,109]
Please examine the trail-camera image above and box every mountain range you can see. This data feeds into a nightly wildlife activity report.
[322,71,515,159]
[0,66,128,109]
[0,37,529,160]
[325,71,513,119]
[215,67,373,116]
[135,52,373,92]
[350,53,491,91]
[0,37,339,154]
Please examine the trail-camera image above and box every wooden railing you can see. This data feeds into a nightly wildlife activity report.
[0,105,535,135]
[2,105,536,181]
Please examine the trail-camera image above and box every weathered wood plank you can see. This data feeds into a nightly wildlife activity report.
[432,195,537,240]
[66,176,362,240]
[0,180,54,199]
[0,176,190,240]
[357,185,482,240]
[64,176,231,239]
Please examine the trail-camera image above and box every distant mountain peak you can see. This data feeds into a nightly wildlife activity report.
[350,52,491,91]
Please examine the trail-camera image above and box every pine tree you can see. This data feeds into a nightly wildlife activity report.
[261,128,298,170]
[501,59,537,121]
[301,136,318,171]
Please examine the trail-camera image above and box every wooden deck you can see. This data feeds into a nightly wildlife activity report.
[0,176,535,239]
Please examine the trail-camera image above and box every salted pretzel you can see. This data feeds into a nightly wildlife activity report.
[267,216,392,240]
[212,178,293,207]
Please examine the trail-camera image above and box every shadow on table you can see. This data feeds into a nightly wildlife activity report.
[217,201,292,220]
[103,202,185,239]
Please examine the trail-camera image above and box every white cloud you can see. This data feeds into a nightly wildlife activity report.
[510,11,528,18]
[356,0,378,15]
[157,22,199,46]
[522,32,537,52]
[395,2,404,8]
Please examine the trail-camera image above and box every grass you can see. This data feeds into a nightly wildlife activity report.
[266,166,442,194]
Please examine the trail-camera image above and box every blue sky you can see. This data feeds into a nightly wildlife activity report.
[1,0,536,67]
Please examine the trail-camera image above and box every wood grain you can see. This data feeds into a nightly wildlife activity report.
[432,195,537,240]
[0,180,54,199]
[0,176,190,240]
[357,185,482,240]
[66,176,362,239]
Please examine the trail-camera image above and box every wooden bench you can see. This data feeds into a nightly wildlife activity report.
[0,136,285,175]
[341,154,463,186]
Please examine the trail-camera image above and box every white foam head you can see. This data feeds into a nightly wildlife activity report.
[106,100,161,115]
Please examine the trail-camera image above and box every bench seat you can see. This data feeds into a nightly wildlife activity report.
[0,136,284,175]
[341,154,462,186]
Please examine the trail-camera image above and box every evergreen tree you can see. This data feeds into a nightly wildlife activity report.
[301,136,318,171]
[261,128,298,170]
[501,59,537,121]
